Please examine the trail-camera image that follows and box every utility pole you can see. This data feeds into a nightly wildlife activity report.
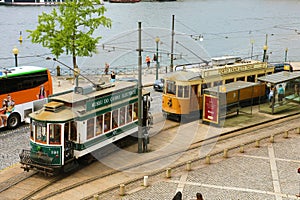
[137,22,143,153]
[170,15,175,73]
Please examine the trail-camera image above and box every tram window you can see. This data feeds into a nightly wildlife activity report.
[104,112,111,132]
[133,103,138,120]
[213,81,222,87]
[183,86,190,98]
[112,110,119,129]
[247,75,255,82]
[70,121,77,141]
[49,124,61,144]
[64,123,70,140]
[166,81,176,95]
[258,73,265,78]
[206,82,212,88]
[178,86,183,98]
[96,115,103,136]
[36,125,46,143]
[236,77,245,81]
[30,124,33,140]
[225,78,234,84]
[87,118,94,139]
[126,105,132,123]
[119,107,126,126]
[201,84,207,96]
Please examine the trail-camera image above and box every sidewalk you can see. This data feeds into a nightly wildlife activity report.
[51,70,159,94]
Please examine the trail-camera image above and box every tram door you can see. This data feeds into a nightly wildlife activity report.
[64,122,74,161]
[190,85,199,112]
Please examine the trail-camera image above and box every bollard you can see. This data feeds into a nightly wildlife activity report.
[205,155,211,164]
[298,127,300,134]
[239,144,244,153]
[223,149,228,158]
[143,176,148,187]
[58,80,61,87]
[186,161,191,171]
[255,139,260,148]
[283,131,288,138]
[93,194,99,200]
[270,135,274,143]
[119,184,125,196]
[166,168,171,178]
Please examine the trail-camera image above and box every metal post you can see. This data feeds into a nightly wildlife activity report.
[285,48,288,62]
[155,36,160,80]
[262,34,268,62]
[137,22,143,153]
[170,15,175,73]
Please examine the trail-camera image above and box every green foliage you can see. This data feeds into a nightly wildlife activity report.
[28,0,111,68]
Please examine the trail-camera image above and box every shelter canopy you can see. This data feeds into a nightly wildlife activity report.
[257,71,300,84]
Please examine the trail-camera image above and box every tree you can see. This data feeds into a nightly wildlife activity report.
[28,0,112,69]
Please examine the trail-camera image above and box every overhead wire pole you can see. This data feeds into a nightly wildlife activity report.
[170,14,175,73]
[137,22,143,153]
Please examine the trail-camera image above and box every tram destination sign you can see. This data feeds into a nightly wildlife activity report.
[86,88,138,111]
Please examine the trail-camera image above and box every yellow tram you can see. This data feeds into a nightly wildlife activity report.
[162,56,274,121]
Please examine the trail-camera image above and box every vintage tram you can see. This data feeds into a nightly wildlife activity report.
[162,56,275,121]
[19,81,151,175]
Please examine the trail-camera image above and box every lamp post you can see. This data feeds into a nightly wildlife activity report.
[262,34,268,62]
[12,47,19,66]
[250,39,254,59]
[155,36,160,80]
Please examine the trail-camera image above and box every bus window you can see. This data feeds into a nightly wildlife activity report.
[119,107,126,126]
[104,112,111,132]
[225,78,234,84]
[178,86,183,98]
[247,75,255,82]
[36,125,46,143]
[112,110,119,129]
[87,118,94,139]
[70,121,77,141]
[133,103,138,120]
[236,76,245,81]
[49,124,61,144]
[166,80,176,95]
[126,105,132,123]
[183,86,190,98]
[96,115,103,136]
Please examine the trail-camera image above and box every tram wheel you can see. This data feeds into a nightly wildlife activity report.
[7,113,20,129]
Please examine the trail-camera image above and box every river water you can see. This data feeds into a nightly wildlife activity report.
[1,0,300,73]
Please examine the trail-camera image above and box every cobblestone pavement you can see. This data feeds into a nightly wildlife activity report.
[97,133,300,200]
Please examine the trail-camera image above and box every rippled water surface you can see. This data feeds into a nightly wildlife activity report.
[1,0,300,71]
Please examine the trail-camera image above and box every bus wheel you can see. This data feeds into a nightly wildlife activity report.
[7,113,20,129]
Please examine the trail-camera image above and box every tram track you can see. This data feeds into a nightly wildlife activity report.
[1,111,300,199]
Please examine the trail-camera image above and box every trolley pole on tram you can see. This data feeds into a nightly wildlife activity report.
[170,15,175,73]
[137,22,143,153]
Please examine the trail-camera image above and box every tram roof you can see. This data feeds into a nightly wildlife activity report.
[204,81,259,93]
[257,71,300,84]
[164,70,201,81]
[50,81,137,104]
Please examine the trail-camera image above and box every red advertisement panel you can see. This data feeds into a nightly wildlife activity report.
[203,94,219,124]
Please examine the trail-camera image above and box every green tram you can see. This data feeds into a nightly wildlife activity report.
[20,81,151,175]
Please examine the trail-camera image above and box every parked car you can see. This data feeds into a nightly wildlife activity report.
[153,78,164,92]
